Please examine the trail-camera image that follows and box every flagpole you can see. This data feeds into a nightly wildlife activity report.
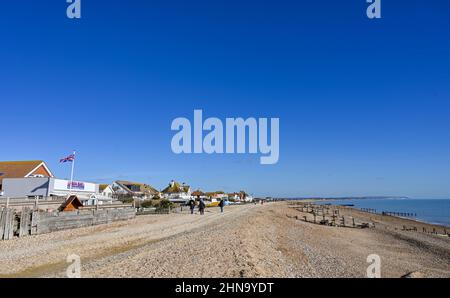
[69,150,76,195]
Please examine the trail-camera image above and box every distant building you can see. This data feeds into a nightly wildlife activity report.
[162,180,191,201]
[206,191,227,202]
[107,180,159,200]
[191,189,206,199]
[101,184,116,198]
[228,192,241,201]
[0,160,54,195]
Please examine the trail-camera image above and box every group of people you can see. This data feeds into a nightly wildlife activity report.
[187,198,225,215]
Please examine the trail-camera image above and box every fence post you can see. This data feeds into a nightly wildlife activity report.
[0,207,5,239]
[3,209,14,240]
[22,207,32,237]
[31,209,39,235]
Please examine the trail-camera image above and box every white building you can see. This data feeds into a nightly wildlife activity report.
[103,180,159,200]
[161,180,191,202]
[1,177,101,201]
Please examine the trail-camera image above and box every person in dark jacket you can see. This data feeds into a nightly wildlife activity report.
[188,199,195,214]
[199,199,206,215]
[219,199,225,213]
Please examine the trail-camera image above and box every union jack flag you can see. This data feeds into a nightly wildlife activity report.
[60,154,75,163]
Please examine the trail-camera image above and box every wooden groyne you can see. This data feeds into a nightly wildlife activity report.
[381,211,417,217]
[288,203,373,229]
[287,202,449,237]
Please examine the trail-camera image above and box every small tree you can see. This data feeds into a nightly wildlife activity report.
[157,199,173,210]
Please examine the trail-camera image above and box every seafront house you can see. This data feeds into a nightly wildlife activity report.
[191,189,206,200]
[206,191,228,202]
[108,180,159,200]
[0,160,54,197]
[100,184,115,198]
[162,180,191,202]
[227,192,242,202]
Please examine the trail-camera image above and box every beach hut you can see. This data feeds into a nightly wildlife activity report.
[58,195,83,212]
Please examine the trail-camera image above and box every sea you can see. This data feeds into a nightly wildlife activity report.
[315,198,450,227]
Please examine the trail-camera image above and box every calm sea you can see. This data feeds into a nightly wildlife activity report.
[316,198,450,227]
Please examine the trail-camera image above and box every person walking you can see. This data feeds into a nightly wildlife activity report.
[199,199,206,215]
[188,198,195,214]
[219,199,225,213]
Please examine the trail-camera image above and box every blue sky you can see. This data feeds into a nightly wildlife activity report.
[1,1,449,198]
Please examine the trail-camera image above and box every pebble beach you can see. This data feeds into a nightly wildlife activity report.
[0,202,449,278]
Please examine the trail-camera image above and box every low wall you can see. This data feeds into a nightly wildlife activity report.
[0,207,136,239]
[33,208,136,235]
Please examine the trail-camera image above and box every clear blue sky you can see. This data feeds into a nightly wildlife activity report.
[1,1,449,198]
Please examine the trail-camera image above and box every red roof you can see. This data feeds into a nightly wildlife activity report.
[0,160,53,185]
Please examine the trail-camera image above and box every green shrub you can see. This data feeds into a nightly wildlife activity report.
[156,199,173,210]
[140,200,154,208]
[119,197,134,204]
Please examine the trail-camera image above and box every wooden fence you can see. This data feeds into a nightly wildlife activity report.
[0,207,16,240]
[0,206,136,241]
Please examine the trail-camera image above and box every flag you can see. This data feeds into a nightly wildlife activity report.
[60,154,75,163]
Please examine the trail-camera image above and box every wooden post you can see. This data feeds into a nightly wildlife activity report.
[0,208,5,239]
[31,209,39,235]
[22,207,31,237]
[19,208,26,237]
[352,217,355,227]
[313,212,316,224]
[3,209,14,240]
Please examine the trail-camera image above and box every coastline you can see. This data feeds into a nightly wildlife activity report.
[310,198,450,229]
